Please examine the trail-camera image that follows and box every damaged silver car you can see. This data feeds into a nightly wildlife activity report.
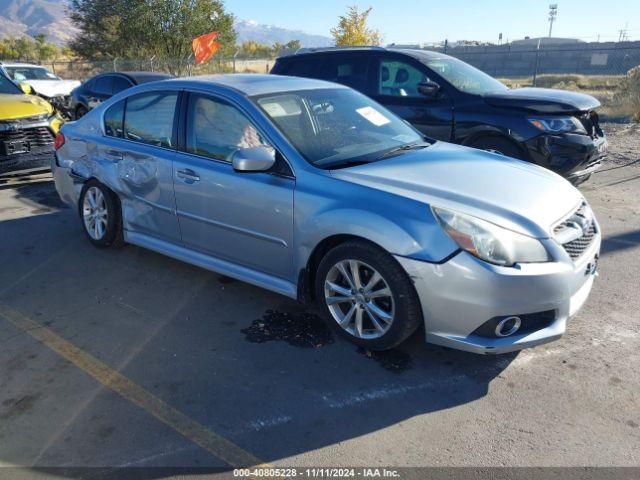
[52,74,601,353]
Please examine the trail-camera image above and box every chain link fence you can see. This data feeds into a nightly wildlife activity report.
[17,40,640,120]
[41,57,273,81]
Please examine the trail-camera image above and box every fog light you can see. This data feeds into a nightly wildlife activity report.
[495,316,521,337]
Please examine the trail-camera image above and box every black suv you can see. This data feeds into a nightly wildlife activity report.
[271,47,607,184]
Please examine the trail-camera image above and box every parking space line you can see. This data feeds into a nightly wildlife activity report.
[0,302,270,470]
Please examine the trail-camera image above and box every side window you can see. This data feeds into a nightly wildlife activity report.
[104,100,125,138]
[315,56,370,92]
[185,94,271,162]
[379,60,429,97]
[280,58,317,78]
[112,76,133,94]
[93,76,113,95]
[124,92,178,148]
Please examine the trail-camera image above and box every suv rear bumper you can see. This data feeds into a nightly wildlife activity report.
[395,232,600,354]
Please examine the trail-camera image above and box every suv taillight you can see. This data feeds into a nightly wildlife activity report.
[54,132,65,150]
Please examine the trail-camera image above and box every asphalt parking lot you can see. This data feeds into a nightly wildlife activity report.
[0,126,639,477]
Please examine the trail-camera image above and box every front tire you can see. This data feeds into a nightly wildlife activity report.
[79,180,123,248]
[315,240,422,350]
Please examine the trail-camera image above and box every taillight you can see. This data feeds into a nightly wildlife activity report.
[54,132,65,150]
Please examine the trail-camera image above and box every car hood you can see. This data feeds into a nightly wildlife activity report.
[330,142,583,238]
[0,93,54,120]
[26,79,81,98]
[483,87,600,114]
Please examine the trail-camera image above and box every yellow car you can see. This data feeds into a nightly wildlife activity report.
[0,75,63,175]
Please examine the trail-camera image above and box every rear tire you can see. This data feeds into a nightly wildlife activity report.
[315,240,422,350]
[468,136,525,160]
[79,180,123,248]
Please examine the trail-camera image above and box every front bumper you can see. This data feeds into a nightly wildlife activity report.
[524,133,607,184]
[396,231,600,354]
[0,117,61,175]
[0,151,52,175]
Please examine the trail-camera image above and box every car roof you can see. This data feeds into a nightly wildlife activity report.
[0,62,50,68]
[117,71,174,83]
[278,46,452,62]
[158,74,346,96]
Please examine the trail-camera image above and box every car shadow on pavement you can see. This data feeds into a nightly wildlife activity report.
[0,180,517,475]
[600,230,640,256]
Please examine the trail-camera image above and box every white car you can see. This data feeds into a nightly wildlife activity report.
[0,62,80,114]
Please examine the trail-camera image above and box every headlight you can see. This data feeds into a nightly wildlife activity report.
[528,117,586,134]
[432,207,550,266]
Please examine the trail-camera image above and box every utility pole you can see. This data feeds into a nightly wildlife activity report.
[548,4,558,38]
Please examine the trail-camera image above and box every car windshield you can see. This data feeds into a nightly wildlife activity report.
[6,67,59,82]
[0,75,21,94]
[254,88,425,169]
[421,56,508,95]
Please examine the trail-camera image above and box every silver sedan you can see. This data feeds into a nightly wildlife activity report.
[51,74,600,353]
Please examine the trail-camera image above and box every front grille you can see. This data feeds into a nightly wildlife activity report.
[554,202,597,260]
[0,127,54,158]
[562,222,596,260]
[577,111,603,138]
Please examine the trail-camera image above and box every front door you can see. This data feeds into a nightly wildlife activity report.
[173,93,294,280]
[371,56,454,141]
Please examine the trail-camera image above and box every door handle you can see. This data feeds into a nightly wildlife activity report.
[103,149,123,161]
[176,168,200,183]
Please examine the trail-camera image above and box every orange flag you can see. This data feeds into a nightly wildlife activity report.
[192,31,220,64]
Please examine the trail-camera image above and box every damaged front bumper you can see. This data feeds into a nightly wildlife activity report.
[395,231,600,354]
[524,132,607,185]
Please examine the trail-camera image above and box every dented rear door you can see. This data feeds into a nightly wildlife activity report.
[110,90,181,242]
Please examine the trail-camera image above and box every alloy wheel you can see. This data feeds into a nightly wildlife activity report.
[324,259,395,339]
[82,186,108,240]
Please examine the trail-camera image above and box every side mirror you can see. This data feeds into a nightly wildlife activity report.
[19,82,32,95]
[418,81,440,98]
[232,146,276,173]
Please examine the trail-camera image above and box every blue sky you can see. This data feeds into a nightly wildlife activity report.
[227,0,638,44]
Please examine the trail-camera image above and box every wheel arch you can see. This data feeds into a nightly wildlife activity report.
[461,130,527,159]
[297,234,387,304]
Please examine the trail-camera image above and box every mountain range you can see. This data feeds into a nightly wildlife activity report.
[0,1,333,47]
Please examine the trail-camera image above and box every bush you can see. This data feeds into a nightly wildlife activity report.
[614,66,640,121]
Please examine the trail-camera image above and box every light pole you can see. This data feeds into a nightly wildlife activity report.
[548,4,558,38]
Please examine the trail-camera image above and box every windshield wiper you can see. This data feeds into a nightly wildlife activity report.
[376,142,430,161]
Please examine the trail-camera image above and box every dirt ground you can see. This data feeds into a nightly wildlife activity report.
[0,125,638,479]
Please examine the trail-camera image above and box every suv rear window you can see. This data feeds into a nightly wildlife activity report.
[278,58,318,77]
[314,56,370,92]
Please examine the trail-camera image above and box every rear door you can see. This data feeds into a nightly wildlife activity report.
[172,92,294,280]
[370,54,454,141]
[101,90,181,242]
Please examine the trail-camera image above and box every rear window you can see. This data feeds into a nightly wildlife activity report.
[112,76,132,94]
[314,56,371,92]
[104,100,125,138]
[94,76,113,95]
[123,92,178,148]
[278,58,318,77]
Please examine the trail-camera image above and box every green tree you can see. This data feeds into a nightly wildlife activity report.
[146,0,236,62]
[69,0,148,59]
[69,0,236,67]
[330,5,382,46]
